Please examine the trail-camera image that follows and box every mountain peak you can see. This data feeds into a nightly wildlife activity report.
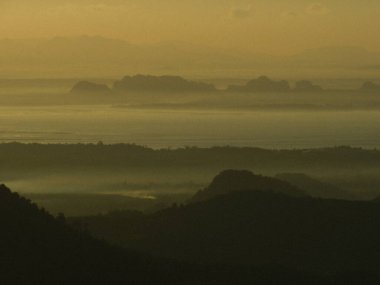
[191,169,306,203]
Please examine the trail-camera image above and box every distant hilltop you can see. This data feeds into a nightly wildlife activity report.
[359,81,380,92]
[70,74,380,94]
[227,76,291,92]
[71,75,216,93]
[114,75,216,92]
[190,169,306,203]
[294,80,323,92]
[70,81,111,94]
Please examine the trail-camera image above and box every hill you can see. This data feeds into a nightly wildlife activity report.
[113,74,216,92]
[359,81,380,92]
[0,184,338,285]
[75,174,380,275]
[275,173,353,200]
[0,184,176,284]
[190,169,306,203]
[70,81,111,94]
[227,76,291,92]
[294,80,323,92]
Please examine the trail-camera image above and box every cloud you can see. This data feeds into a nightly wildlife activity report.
[306,3,330,15]
[231,6,252,19]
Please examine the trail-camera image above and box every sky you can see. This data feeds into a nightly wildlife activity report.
[0,0,379,55]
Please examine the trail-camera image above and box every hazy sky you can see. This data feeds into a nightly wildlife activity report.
[0,0,379,55]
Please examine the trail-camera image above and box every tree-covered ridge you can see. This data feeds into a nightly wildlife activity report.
[1,182,380,284]
[74,171,380,275]
[70,74,380,94]
[113,74,216,92]
[0,184,171,284]
[2,143,380,171]
[190,169,306,203]
[0,184,333,284]
[275,173,352,199]
[70,81,111,93]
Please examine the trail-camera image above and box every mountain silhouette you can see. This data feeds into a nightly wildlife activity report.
[294,80,323,92]
[75,171,380,276]
[113,74,216,92]
[359,81,380,92]
[275,173,354,200]
[70,81,111,93]
[1,184,338,285]
[0,184,178,284]
[190,169,307,203]
[227,76,291,92]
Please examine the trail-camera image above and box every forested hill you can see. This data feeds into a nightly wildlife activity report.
[1,143,380,171]
[2,182,380,284]
[0,184,328,285]
[76,186,380,275]
[0,184,173,284]
[190,169,306,203]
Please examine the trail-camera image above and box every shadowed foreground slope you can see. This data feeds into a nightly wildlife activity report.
[0,184,336,285]
[76,171,380,276]
[0,184,173,284]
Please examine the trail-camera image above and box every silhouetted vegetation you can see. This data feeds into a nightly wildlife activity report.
[24,193,163,216]
[4,183,371,285]
[4,143,380,214]
[3,143,380,172]
[294,80,323,92]
[113,74,216,92]
[275,173,354,199]
[70,81,111,94]
[190,169,306,203]
[68,74,380,96]
[0,184,171,284]
[73,171,380,276]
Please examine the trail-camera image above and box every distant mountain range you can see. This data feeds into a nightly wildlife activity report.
[113,75,216,92]
[1,36,380,77]
[70,74,379,93]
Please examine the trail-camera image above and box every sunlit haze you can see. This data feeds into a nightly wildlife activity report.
[1,0,379,55]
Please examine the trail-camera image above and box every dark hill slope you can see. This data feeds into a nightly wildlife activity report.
[0,184,331,285]
[0,184,170,284]
[191,169,307,203]
[275,173,353,200]
[78,190,380,274]
[70,81,111,93]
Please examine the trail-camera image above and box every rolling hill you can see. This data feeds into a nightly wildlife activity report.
[190,169,306,203]
[75,171,380,275]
